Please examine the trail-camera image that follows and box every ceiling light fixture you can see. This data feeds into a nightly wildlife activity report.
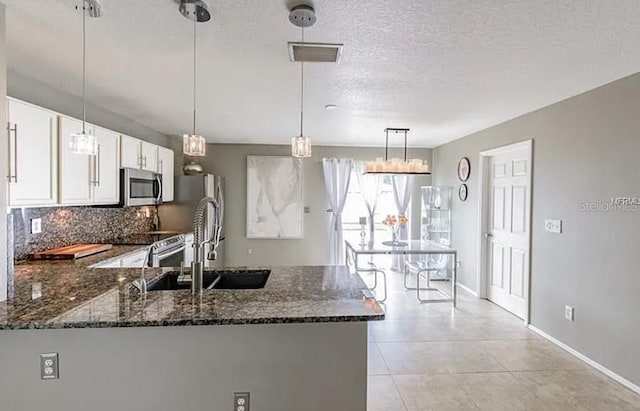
[289,4,316,158]
[69,0,102,156]
[181,0,208,157]
[363,128,431,175]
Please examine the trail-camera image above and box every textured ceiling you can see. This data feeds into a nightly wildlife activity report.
[3,0,640,147]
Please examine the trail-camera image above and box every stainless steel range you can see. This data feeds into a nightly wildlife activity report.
[147,234,186,267]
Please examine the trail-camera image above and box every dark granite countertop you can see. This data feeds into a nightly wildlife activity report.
[0,247,384,329]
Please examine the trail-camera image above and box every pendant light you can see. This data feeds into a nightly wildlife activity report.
[182,5,207,157]
[289,5,316,158]
[363,128,431,175]
[70,0,101,156]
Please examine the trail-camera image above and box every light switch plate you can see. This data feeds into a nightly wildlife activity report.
[545,219,562,234]
[31,218,42,234]
[565,305,575,322]
[40,353,59,380]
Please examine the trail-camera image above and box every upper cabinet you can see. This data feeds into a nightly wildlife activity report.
[59,122,137,206]
[140,141,158,172]
[6,99,58,207]
[6,97,175,207]
[59,117,95,205]
[120,135,158,172]
[157,146,174,202]
[93,126,121,204]
[120,135,142,169]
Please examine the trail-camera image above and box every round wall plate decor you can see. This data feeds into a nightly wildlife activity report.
[458,157,471,181]
[459,183,468,201]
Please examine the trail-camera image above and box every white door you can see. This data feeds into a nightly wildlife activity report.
[7,99,58,206]
[140,141,158,172]
[93,126,120,204]
[486,146,531,318]
[120,135,141,169]
[59,117,95,205]
[157,146,174,202]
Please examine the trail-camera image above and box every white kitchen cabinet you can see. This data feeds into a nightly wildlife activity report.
[157,146,174,202]
[121,135,159,173]
[140,141,158,172]
[93,126,120,204]
[59,116,95,205]
[6,99,58,206]
[120,135,141,169]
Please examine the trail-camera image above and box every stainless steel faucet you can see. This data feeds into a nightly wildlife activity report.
[191,196,222,294]
[136,242,157,294]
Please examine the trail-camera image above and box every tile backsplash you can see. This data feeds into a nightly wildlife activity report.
[10,206,156,260]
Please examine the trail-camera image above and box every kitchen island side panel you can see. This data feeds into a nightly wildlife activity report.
[0,321,368,411]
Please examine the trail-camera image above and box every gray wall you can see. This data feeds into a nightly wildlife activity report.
[432,71,640,386]
[0,5,7,302]
[172,143,432,266]
[8,69,171,148]
[0,322,368,411]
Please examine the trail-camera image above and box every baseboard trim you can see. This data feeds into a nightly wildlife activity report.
[455,282,478,297]
[528,325,640,394]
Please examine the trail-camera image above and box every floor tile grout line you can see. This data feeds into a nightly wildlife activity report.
[388,373,410,411]
[373,340,392,376]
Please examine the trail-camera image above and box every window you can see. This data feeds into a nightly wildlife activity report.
[342,167,411,245]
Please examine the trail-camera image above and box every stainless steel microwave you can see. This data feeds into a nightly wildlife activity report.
[120,168,162,207]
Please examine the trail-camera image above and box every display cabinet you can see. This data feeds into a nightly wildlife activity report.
[420,186,454,280]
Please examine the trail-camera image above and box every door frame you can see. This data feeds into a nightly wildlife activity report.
[476,139,533,324]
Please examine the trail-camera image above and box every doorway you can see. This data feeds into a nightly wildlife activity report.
[477,140,533,322]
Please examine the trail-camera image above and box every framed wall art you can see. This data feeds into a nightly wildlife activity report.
[246,156,304,239]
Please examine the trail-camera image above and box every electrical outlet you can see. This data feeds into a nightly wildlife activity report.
[247,249,252,254]
[304,206,311,213]
[234,392,250,411]
[31,218,42,234]
[545,219,562,234]
[565,305,575,322]
[40,353,59,380]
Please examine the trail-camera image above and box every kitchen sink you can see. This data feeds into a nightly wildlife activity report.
[144,269,271,292]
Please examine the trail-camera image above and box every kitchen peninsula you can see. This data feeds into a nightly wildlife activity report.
[0,251,383,411]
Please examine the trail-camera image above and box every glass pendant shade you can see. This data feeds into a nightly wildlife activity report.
[292,135,312,158]
[70,132,98,156]
[183,134,206,157]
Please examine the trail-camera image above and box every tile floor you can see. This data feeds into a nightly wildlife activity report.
[364,270,640,411]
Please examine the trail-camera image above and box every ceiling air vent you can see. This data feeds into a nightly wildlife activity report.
[288,42,343,63]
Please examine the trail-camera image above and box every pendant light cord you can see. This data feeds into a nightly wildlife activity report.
[299,26,305,137]
[81,1,87,134]
[192,18,197,135]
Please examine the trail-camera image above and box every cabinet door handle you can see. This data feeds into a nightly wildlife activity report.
[14,123,18,183]
[6,122,11,182]
[6,122,17,183]
[96,144,101,186]
[89,155,95,186]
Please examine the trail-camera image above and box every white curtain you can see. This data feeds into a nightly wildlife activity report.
[355,162,381,245]
[323,158,354,265]
[391,175,415,271]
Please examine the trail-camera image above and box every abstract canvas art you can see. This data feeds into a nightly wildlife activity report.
[246,156,303,239]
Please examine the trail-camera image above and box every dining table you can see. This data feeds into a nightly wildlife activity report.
[345,239,457,306]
